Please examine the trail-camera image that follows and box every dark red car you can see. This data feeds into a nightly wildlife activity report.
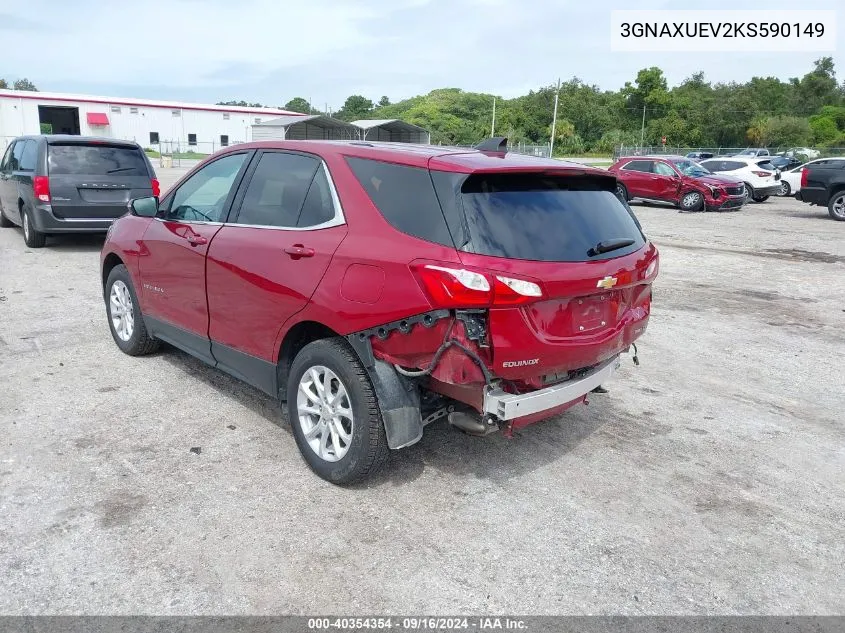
[101,138,658,483]
[609,155,746,212]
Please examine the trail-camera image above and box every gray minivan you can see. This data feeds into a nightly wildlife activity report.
[0,135,157,248]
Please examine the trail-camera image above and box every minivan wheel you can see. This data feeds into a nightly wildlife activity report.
[829,191,845,221]
[615,183,628,202]
[105,264,160,356]
[22,207,46,248]
[679,191,704,212]
[287,338,390,484]
[779,181,791,196]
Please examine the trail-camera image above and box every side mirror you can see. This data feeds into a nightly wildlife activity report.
[129,196,159,218]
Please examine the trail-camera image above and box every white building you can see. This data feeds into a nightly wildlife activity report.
[0,89,303,154]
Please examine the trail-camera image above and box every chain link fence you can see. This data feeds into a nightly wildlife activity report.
[613,145,845,160]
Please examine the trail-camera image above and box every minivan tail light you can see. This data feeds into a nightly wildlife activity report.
[151,178,161,197]
[411,263,545,308]
[800,168,809,188]
[33,176,51,203]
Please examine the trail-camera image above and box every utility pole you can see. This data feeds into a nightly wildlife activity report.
[640,104,646,149]
[491,97,496,137]
[549,78,560,157]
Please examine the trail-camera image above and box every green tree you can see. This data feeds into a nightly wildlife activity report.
[284,97,313,114]
[793,57,838,115]
[334,95,374,121]
[13,78,37,91]
[809,115,839,144]
[0,79,7,89]
[378,96,390,107]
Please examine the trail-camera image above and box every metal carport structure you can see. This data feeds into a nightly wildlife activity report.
[251,115,358,141]
[351,119,431,144]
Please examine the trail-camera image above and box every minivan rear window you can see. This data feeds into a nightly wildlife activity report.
[48,144,148,176]
[457,173,645,262]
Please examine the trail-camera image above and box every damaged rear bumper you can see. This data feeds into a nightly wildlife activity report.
[483,355,621,421]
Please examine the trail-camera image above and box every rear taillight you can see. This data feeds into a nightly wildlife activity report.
[644,256,659,280]
[33,176,50,203]
[752,170,770,178]
[411,263,545,308]
[151,178,160,197]
[800,168,809,188]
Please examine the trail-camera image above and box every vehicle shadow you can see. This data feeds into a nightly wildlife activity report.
[158,345,614,487]
[157,345,285,431]
[361,401,612,488]
[47,233,106,252]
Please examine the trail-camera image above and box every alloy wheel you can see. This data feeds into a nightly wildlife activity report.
[296,365,354,462]
[109,280,135,342]
[779,181,790,196]
[682,192,702,210]
[832,194,845,219]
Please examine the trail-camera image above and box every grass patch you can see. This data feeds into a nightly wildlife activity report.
[144,149,161,158]
[172,151,208,159]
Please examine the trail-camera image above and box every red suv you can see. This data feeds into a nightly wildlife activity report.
[101,139,658,483]
[609,155,746,212]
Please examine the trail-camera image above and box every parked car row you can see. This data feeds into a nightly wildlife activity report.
[1,134,658,484]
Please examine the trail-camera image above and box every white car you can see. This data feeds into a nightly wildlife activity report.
[736,148,770,157]
[782,147,821,160]
[699,157,781,202]
[779,158,834,196]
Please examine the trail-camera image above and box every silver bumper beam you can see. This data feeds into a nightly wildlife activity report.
[483,355,621,421]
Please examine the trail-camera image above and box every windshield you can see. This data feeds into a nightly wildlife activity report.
[672,159,711,176]
[456,173,645,262]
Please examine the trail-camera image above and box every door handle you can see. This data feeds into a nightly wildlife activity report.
[186,234,208,247]
[284,244,315,259]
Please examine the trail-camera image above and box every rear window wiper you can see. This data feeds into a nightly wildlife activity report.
[106,167,138,174]
[588,238,635,257]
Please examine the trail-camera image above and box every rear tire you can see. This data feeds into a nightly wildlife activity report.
[828,191,845,221]
[779,181,791,196]
[105,264,160,356]
[286,338,390,484]
[753,194,769,203]
[22,207,46,248]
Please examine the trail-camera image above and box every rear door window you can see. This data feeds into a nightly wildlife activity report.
[457,173,645,262]
[48,144,149,176]
[346,157,454,247]
[233,152,320,227]
[621,160,652,172]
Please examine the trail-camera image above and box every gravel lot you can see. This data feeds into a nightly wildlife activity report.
[1,171,843,615]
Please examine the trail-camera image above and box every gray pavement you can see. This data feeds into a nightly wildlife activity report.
[0,184,843,614]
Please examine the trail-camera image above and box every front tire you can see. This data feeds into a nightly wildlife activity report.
[779,181,791,196]
[829,191,845,221]
[105,264,160,356]
[615,182,628,202]
[287,338,390,484]
[22,207,46,248]
[679,191,704,212]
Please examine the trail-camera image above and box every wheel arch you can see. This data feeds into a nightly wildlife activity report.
[277,320,340,399]
[102,252,125,292]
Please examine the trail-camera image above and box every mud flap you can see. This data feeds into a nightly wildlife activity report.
[346,334,423,450]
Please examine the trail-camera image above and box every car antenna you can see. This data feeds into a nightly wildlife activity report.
[474,137,508,153]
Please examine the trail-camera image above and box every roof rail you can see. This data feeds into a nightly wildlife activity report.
[474,137,508,153]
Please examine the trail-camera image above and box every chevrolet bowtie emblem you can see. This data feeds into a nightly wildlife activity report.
[596,276,618,289]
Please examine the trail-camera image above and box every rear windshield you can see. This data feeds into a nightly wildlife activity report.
[457,173,645,262]
[346,157,645,263]
[48,144,148,176]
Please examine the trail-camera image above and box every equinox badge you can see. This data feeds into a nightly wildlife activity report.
[596,276,618,289]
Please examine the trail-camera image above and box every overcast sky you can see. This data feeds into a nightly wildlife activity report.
[1,0,842,109]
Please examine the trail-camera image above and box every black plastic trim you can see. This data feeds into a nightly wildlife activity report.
[211,342,278,397]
